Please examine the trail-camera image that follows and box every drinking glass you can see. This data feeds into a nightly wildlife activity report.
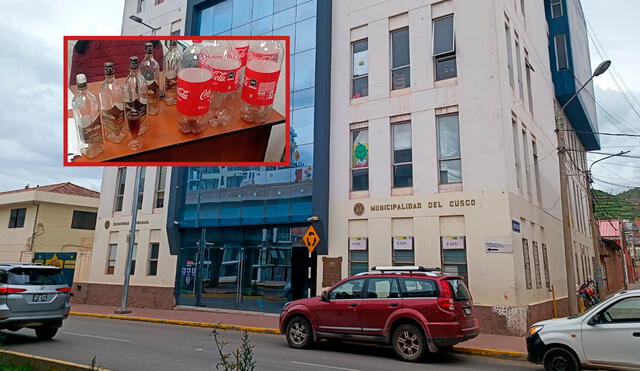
[127,110,142,150]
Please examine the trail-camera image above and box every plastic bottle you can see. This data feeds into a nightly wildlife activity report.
[240,40,284,123]
[177,41,212,134]
[204,40,241,126]
[233,40,250,99]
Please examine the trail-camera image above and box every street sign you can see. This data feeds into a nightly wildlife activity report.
[303,225,320,254]
[485,238,513,253]
[512,220,521,233]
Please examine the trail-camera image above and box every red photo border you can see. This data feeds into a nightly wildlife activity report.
[63,35,291,167]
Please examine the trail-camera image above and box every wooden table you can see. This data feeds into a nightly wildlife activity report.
[68,79,286,163]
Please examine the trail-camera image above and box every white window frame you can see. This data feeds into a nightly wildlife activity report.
[390,27,410,90]
[551,0,563,18]
[351,38,369,99]
[391,121,413,188]
[554,34,569,71]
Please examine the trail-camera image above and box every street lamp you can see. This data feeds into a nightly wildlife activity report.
[556,60,611,315]
[128,15,161,35]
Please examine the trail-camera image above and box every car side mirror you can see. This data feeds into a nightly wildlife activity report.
[320,290,328,301]
[588,313,601,326]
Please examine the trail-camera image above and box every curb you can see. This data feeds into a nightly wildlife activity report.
[70,312,282,335]
[452,346,528,362]
[0,349,111,371]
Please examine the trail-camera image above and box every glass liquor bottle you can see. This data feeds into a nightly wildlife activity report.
[123,56,149,135]
[140,42,160,115]
[99,62,126,143]
[72,73,104,158]
[163,40,180,105]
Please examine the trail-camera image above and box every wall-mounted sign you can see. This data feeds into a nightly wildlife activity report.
[442,236,465,250]
[393,236,413,250]
[512,220,521,233]
[353,202,365,216]
[485,237,513,253]
[349,237,368,251]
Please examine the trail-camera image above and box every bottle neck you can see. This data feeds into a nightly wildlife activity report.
[104,74,115,82]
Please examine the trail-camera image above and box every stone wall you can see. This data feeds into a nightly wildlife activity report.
[475,298,569,336]
[71,282,175,310]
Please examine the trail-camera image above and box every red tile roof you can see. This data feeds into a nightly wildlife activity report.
[0,182,99,198]
[599,220,622,238]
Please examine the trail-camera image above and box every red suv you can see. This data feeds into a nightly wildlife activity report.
[279,266,479,362]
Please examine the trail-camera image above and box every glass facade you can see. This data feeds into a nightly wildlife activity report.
[176,0,318,313]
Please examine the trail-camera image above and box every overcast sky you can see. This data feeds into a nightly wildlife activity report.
[0,0,637,194]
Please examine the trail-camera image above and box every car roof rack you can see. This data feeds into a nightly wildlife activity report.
[352,266,442,276]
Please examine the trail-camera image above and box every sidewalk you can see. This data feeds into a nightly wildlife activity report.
[70,304,527,360]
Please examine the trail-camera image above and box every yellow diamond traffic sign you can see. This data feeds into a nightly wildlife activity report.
[303,225,320,254]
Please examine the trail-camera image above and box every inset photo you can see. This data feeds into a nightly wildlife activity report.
[64,36,289,165]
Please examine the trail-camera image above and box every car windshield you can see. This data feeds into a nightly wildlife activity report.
[447,279,470,301]
[6,268,65,285]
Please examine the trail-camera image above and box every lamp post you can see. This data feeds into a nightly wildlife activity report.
[129,15,161,36]
[556,60,610,315]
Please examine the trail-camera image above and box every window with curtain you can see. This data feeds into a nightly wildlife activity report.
[437,114,462,184]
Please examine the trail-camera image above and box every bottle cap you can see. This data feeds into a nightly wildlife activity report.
[129,56,139,70]
[104,62,115,76]
[76,74,87,84]
[145,42,153,54]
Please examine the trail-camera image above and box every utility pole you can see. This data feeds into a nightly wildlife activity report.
[621,221,629,290]
[116,166,142,314]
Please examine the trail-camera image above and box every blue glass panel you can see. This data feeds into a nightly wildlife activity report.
[214,30,232,36]
[292,107,314,145]
[232,23,252,36]
[183,204,197,220]
[252,0,273,20]
[295,17,316,53]
[251,16,273,35]
[273,25,295,54]
[199,203,219,226]
[290,195,312,220]
[274,0,296,12]
[294,49,315,90]
[220,203,242,226]
[213,1,233,34]
[273,7,296,29]
[232,0,252,27]
[199,6,214,35]
[265,200,290,223]
[293,88,314,109]
[296,0,316,22]
[291,143,314,176]
[297,0,312,5]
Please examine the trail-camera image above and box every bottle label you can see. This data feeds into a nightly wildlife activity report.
[126,99,147,120]
[165,74,178,92]
[177,73,211,116]
[236,45,249,67]
[80,116,103,144]
[241,68,280,106]
[146,80,159,104]
[210,67,240,92]
[101,105,124,135]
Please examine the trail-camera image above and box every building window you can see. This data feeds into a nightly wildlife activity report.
[71,210,97,230]
[512,119,522,189]
[521,0,526,27]
[392,237,414,266]
[147,242,159,276]
[433,15,456,81]
[171,19,181,36]
[551,0,563,18]
[106,244,117,275]
[8,208,26,229]
[130,243,137,276]
[437,114,462,184]
[155,167,167,208]
[351,128,369,191]
[392,121,412,188]
[532,139,542,202]
[441,236,468,283]
[505,23,514,88]
[542,243,550,288]
[554,34,569,70]
[522,129,532,197]
[390,27,410,90]
[349,238,368,275]
[525,50,534,113]
[138,0,149,13]
[137,167,146,210]
[522,238,532,289]
[515,35,524,101]
[532,241,542,289]
[351,39,368,98]
[114,167,127,212]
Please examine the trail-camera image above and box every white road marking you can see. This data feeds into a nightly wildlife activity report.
[63,331,131,342]
[195,348,203,351]
[289,361,362,371]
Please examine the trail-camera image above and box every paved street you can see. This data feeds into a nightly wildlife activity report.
[1,317,541,371]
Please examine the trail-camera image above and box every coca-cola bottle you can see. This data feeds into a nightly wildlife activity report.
[177,41,212,134]
[163,40,180,105]
[123,56,149,135]
[204,40,241,126]
[99,62,126,143]
[240,40,284,123]
[140,42,160,115]
[72,73,104,158]
[233,40,249,99]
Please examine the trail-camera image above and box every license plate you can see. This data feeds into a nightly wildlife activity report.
[33,294,48,302]
[463,307,472,316]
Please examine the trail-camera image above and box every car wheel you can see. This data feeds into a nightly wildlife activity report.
[35,324,58,340]
[543,347,580,371]
[285,317,314,349]
[392,324,426,362]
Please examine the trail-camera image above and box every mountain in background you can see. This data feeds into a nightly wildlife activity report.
[593,188,640,220]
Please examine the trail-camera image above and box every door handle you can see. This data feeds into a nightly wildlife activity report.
[633,332,640,337]
[349,303,358,308]
[389,303,399,307]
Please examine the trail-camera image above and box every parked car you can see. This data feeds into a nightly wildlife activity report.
[0,263,71,340]
[527,288,640,371]
[279,266,479,362]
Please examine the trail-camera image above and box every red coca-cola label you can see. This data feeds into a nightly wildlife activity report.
[236,45,249,66]
[210,67,241,92]
[241,68,280,106]
[177,68,212,116]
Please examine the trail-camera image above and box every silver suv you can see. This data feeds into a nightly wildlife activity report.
[0,263,71,340]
